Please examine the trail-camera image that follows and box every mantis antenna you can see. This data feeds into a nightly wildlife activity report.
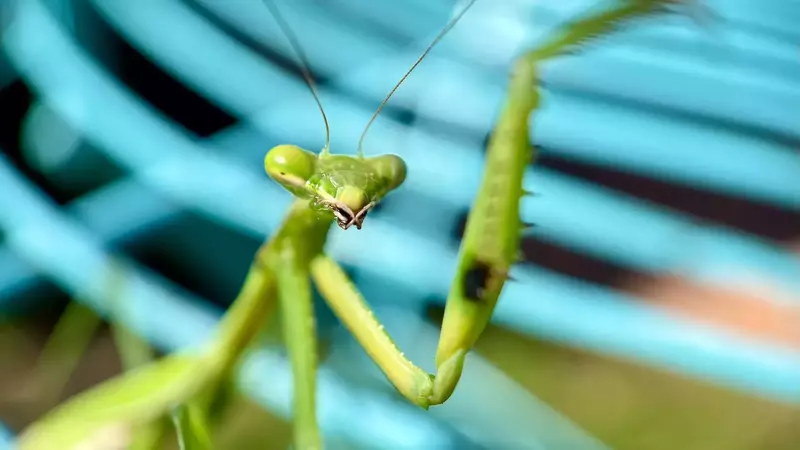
[356,0,478,157]
[262,0,332,155]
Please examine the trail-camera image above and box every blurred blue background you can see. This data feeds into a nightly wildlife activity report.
[0,0,798,448]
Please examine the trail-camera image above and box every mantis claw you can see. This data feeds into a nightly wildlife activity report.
[429,348,468,405]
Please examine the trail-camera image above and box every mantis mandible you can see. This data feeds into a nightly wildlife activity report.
[17,1,687,449]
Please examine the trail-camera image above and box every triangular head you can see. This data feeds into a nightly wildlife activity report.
[265,145,407,230]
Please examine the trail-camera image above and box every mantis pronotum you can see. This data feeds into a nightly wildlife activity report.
[17,1,686,449]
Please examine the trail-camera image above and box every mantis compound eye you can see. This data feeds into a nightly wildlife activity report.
[367,154,407,192]
[264,145,317,195]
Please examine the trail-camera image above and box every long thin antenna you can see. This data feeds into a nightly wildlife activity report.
[263,0,331,154]
[356,0,478,156]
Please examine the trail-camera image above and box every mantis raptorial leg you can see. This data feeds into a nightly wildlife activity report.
[17,1,691,449]
[310,254,444,406]
[436,0,683,376]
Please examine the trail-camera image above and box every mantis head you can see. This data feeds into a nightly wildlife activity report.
[261,0,466,230]
[265,145,407,230]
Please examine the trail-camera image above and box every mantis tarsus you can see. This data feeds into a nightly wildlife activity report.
[17,1,689,449]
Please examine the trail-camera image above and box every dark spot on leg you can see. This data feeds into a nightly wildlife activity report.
[462,260,493,302]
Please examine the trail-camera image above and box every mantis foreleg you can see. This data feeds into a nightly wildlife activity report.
[182,250,279,418]
[213,253,277,367]
[434,0,687,403]
[435,59,539,389]
[310,254,464,408]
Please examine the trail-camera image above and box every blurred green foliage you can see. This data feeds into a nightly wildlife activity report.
[2,313,798,449]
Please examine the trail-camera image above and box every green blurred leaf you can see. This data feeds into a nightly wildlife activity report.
[172,403,214,450]
[17,353,216,450]
[129,418,170,450]
[111,320,155,372]
[34,300,102,405]
[104,275,169,449]
[105,259,156,372]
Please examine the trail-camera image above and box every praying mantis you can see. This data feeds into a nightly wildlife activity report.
[17,1,690,449]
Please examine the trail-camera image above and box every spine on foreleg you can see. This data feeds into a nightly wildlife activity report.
[433,59,540,397]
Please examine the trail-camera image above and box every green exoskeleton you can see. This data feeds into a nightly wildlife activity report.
[17,1,688,449]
